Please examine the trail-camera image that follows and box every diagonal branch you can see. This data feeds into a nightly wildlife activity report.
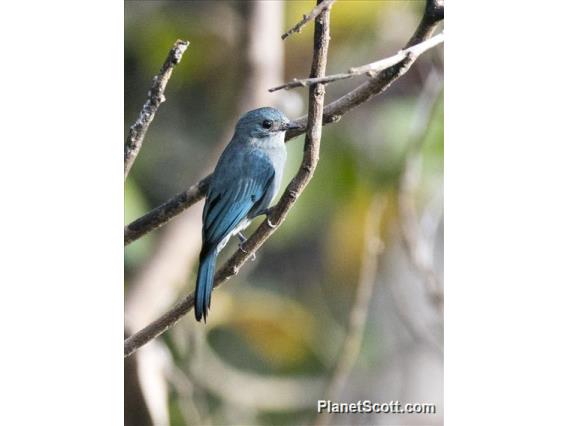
[281,0,335,40]
[124,0,332,358]
[124,39,190,179]
[270,32,443,92]
[125,176,210,245]
[124,0,444,247]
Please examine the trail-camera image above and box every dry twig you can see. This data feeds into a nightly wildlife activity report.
[124,39,190,179]
[270,32,443,92]
[124,0,332,357]
[124,0,444,246]
[281,0,335,40]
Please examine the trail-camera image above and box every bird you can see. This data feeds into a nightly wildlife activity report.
[194,107,300,322]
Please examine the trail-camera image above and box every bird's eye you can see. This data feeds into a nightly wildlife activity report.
[262,120,273,129]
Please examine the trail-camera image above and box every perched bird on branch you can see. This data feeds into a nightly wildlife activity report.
[195,107,299,322]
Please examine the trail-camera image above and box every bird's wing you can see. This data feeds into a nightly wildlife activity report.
[201,150,275,253]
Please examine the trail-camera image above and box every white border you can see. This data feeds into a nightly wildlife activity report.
[446,1,568,424]
[0,1,123,424]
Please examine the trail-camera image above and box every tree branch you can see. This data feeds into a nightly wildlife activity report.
[285,0,444,141]
[124,0,332,358]
[123,0,444,246]
[124,176,210,245]
[124,39,190,179]
[270,32,443,92]
[281,0,335,40]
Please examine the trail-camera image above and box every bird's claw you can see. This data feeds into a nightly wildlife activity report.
[238,232,256,261]
[257,207,277,228]
[239,244,256,261]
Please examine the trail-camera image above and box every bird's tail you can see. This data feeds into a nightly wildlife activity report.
[194,250,217,322]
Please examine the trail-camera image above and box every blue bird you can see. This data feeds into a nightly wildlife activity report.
[195,107,299,322]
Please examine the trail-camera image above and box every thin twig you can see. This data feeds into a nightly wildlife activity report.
[124,39,190,179]
[124,0,332,358]
[281,0,335,40]
[123,0,444,246]
[315,197,387,426]
[270,32,443,92]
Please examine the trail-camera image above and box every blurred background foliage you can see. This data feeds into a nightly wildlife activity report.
[125,1,443,425]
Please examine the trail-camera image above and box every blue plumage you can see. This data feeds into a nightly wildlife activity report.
[195,251,216,321]
[194,107,299,322]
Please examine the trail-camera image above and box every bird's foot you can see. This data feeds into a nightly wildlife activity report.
[259,207,277,228]
[238,232,256,261]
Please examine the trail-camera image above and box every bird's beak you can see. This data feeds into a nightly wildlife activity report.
[281,122,302,131]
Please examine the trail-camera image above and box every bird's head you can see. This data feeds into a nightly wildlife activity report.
[235,107,301,139]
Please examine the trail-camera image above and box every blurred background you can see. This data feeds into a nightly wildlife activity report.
[125,1,443,425]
